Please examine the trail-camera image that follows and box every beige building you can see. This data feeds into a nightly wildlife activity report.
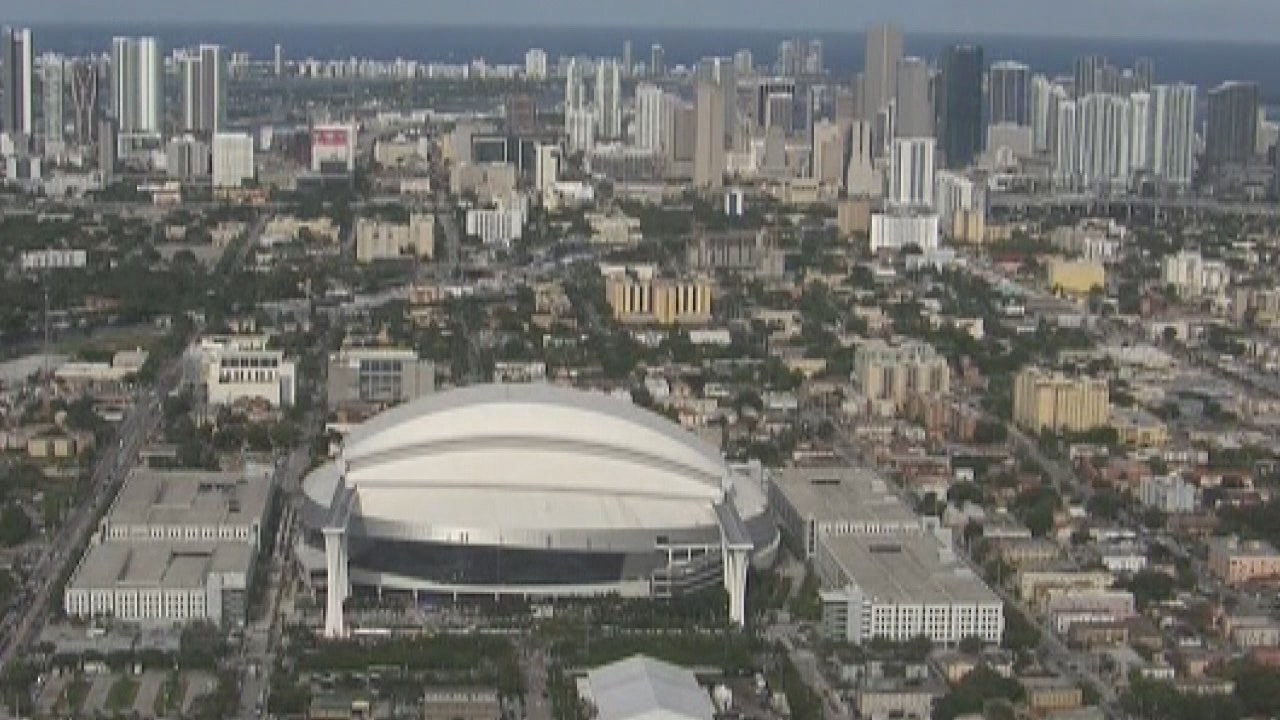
[837,198,873,237]
[605,274,713,326]
[421,688,501,720]
[1209,536,1280,587]
[1111,408,1169,448]
[1017,570,1113,610]
[1048,259,1105,296]
[1021,677,1083,714]
[1013,368,1109,433]
[854,338,951,411]
[354,214,435,263]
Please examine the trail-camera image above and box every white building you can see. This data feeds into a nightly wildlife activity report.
[934,171,983,229]
[634,83,668,152]
[535,143,561,194]
[817,530,1004,646]
[768,466,923,559]
[211,132,254,188]
[870,211,939,252]
[1139,475,1199,514]
[1030,74,1053,153]
[524,48,547,80]
[582,656,714,720]
[200,335,296,408]
[888,137,935,208]
[1162,250,1230,297]
[595,60,623,140]
[311,123,356,172]
[566,106,597,154]
[1150,83,1197,186]
[20,248,87,271]
[466,206,526,246]
[110,36,162,143]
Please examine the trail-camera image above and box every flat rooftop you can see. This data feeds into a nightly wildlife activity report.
[773,465,918,527]
[105,467,271,530]
[821,532,1000,606]
[68,541,253,590]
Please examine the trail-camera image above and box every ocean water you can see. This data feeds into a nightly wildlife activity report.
[27,23,1280,98]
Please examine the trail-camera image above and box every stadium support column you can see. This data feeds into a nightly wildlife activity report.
[722,544,749,627]
[323,526,349,638]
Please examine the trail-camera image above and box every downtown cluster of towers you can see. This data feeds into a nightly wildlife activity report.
[535,26,1261,196]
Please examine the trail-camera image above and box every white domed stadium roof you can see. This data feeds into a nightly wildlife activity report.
[324,384,738,535]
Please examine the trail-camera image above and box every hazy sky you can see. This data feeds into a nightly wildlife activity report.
[2,0,1278,43]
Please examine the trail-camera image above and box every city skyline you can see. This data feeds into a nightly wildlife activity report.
[2,0,1280,44]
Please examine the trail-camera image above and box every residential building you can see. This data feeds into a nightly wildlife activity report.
[110,36,162,143]
[817,530,1004,646]
[422,688,501,720]
[465,205,526,247]
[870,211,939,252]
[1150,83,1196,185]
[355,214,435,262]
[811,120,846,187]
[854,338,951,410]
[604,272,713,326]
[524,49,547,80]
[1013,367,1109,433]
[1162,250,1230,297]
[180,44,224,134]
[846,120,882,197]
[693,80,725,189]
[685,229,784,277]
[888,137,935,208]
[40,53,64,145]
[1206,81,1259,165]
[768,465,922,558]
[211,132,254,188]
[988,61,1030,126]
[634,83,668,153]
[1139,475,1198,514]
[1208,536,1280,586]
[595,60,622,140]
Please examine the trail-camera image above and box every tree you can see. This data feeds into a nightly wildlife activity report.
[1118,569,1176,610]
[0,504,32,547]
[933,665,1024,720]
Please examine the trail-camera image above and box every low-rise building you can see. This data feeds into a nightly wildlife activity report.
[1047,259,1105,296]
[1139,475,1198,514]
[1021,677,1083,714]
[421,688,501,720]
[354,214,434,263]
[326,347,434,409]
[1017,571,1114,610]
[1208,536,1280,586]
[200,335,297,408]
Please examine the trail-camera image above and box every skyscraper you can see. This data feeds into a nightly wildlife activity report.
[622,40,633,76]
[1030,75,1054,153]
[110,36,162,138]
[524,49,547,80]
[564,58,586,110]
[988,61,1030,126]
[862,25,903,122]
[634,83,667,152]
[595,60,622,139]
[1206,81,1260,165]
[776,39,798,77]
[894,57,932,138]
[805,39,824,76]
[274,43,284,77]
[1073,55,1107,97]
[650,44,665,78]
[40,53,63,144]
[181,44,225,135]
[1133,57,1155,92]
[938,44,985,170]
[1128,91,1151,172]
[811,120,845,186]
[696,57,736,142]
[69,59,98,144]
[694,80,725,189]
[1150,83,1196,186]
[2,27,33,136]
[846,119,881,197]
[733,49,754,76]
[888,136,936,208]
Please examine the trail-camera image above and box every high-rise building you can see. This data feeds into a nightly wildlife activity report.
[854,338,951,409]
[1030,75,1054,153]
[733,49,754,76]
[755,78,796,129]
[988,61,1030,127]
[1073,55,1107,97]
[894,57,932,138]
[565,106,596,154]
[524,48,547,80]
[938,44,985,169]
[274,43,284,76]
[2,27,33,136]
[693,80,725,189]
[888,137,936,208]
[776,38,799,77]
[1150,83,1196,186]
[1078,93,1134,189]
[634,83,667,152]
[1013,368,1109,433]
[764,92,794,135]
[564,58,587,110]
[649,44,665,78]
[697,57,736,144]
[212,131,254,188]
[811,120,845,187]
[110,36,162,137]
[181,44,225,135]
[595,60,622,139]
[1206,81,1260,165]
[40,54,63,144]
[1128,91,1151,172]
[846,120,881,197]
[1050,92,1078,188]
[534,143,561,193]
[69,59,98,145]
[1134,58,1155,92]
[805,39,824,76]
[622,40,633,76]
[862,24,903,122]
